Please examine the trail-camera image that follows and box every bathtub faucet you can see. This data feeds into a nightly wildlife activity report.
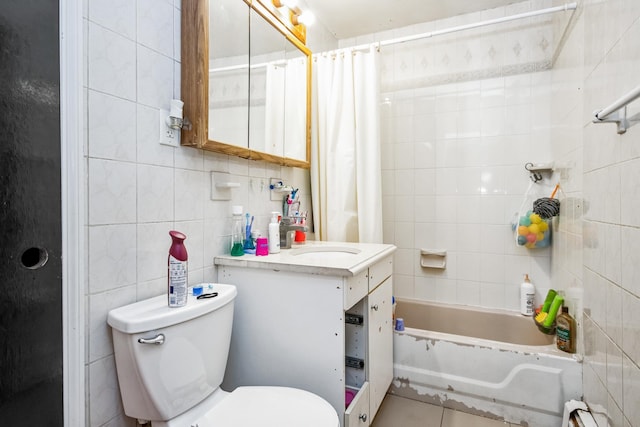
[279,218,307,249]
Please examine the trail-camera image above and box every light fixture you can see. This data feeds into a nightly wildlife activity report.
[272,0,297,8]
[266,0,310,43]
[295,10,315,26]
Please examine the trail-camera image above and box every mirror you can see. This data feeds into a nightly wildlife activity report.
[208,0,249,148]
[181,0,311,168]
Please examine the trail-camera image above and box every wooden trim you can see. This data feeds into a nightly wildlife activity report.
[181,0,209,148]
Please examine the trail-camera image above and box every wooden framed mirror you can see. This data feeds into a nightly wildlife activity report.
[181,0,312,168]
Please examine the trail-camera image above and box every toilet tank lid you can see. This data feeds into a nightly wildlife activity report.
[107,283,237,334]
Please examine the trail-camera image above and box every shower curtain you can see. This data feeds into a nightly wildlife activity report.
[265,57,307,158]
[311,45,383,243]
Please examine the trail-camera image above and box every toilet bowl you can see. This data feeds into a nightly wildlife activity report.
[107,284,339,427]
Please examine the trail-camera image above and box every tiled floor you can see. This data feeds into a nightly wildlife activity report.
[372,394,514,427]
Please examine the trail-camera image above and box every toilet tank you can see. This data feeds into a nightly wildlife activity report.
[107,284,237,423]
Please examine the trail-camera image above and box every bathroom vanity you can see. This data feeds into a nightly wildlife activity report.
[215,242,396,426]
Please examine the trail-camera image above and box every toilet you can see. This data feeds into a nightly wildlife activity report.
[107,283,340,427]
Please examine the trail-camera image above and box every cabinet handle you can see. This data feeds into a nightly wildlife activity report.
[359,413,367,422]
[371,304,379,311]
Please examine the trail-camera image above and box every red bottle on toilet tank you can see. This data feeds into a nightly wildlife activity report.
[168,230,188,307]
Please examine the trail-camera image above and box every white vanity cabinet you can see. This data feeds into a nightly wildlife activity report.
[215,243,395,427]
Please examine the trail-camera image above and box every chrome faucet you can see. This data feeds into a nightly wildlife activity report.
[279,218,308,249]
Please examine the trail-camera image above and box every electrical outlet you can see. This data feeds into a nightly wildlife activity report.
[159,109,180,147]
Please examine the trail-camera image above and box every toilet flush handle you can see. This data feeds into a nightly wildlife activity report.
[138,333,165,345]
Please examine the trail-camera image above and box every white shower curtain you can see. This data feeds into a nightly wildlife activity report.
[265,58,307,158]
[311,45,383,243]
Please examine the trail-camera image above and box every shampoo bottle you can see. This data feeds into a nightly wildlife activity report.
[268,212,281,254]
[556,306,576,353]
[168,230,188,308]
[520,274,535,316]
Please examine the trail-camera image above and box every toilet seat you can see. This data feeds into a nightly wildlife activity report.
[193,386,340,427]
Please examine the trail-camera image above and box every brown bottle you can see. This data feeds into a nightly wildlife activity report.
[556,306,576,353]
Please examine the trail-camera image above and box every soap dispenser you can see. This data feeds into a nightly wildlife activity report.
[268,212,281,254]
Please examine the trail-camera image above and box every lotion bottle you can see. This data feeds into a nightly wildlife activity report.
[520,274,535,316]
[168,230,188,308]
[268,212,280,254]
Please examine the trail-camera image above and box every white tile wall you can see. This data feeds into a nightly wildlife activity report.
[353,0,556,311]
[551,0,640,425]
[83,0,336,424]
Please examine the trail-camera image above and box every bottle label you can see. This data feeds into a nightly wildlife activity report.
[557,327,570,341]
[557,325,571,351]
[168,255,188,307]
[521,294,534,315]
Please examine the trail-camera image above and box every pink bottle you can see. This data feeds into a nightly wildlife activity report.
[168,230,188,307]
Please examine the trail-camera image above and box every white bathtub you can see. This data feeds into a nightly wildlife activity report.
[390,298,582,427]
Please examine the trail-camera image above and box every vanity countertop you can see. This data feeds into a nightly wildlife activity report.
[214,240,396,277]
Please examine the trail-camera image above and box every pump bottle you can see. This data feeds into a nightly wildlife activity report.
[268,212,280,254]
[520,274,535,316]
[168,230,188,307]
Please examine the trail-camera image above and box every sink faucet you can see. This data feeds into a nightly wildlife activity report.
[279,218,308,249]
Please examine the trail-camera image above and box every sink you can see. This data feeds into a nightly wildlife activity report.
[290,246,362,255]
[289,246,362,261]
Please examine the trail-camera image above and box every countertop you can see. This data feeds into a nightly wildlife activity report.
[214,240,396,277]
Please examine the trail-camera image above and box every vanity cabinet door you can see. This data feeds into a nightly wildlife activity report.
[367,277,393,419]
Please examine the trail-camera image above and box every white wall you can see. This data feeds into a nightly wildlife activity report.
[83,0,335,425]
[340,0,558,311]
[552,0,640,425]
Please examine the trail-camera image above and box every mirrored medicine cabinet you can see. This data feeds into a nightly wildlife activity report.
[181,0,312,168]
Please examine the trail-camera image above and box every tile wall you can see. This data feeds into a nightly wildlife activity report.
[83,0,335,425]
[551,0,640,425]
[340,0,558,311]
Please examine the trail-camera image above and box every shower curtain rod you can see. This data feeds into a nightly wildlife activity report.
[592,84,640,134]
[348,2,578,52]
[210,59,287,74]
[212,2,578,72]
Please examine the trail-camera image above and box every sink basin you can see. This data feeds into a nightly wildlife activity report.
[289,246,362,256]
[288,246,362,261]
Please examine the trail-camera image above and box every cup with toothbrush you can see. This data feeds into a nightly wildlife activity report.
[243,213,255,254]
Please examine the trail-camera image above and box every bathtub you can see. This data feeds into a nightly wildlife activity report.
[390,298,582,427]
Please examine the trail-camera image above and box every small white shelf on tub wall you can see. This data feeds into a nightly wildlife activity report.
[420,249,446,269]
[210,172,240,201]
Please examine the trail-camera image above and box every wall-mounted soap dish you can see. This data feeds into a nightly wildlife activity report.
[210,172,240,201]
[420,249,446,269]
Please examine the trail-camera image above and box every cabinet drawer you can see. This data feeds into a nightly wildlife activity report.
[345,382,370,427]
[345,269,368,310]
[368,256,393,292]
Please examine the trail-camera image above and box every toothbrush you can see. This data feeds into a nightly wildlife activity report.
[245,213,250,241]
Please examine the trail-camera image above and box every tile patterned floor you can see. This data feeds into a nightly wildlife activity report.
[372,395,514,427]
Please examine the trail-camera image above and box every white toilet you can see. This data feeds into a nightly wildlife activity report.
[107,283,340,427]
